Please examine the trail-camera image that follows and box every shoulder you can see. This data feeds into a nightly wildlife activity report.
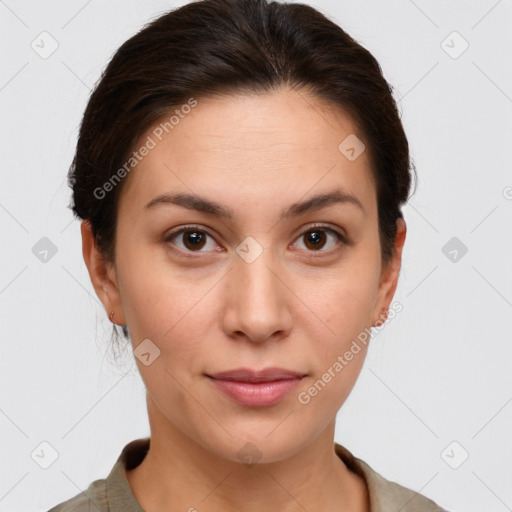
[334,443,450,512]
[47,437,150,512]
[47,477,108,512]
[356,457,449,511]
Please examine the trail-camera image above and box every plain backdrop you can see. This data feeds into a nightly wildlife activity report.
[1,1,511,511]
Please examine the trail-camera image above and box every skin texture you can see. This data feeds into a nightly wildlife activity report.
[82,86,406,511]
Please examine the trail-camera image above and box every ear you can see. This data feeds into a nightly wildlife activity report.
[80,220,126,326]
[371,217,406,327]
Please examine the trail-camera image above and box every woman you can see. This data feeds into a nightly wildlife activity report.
[49,0,450,510]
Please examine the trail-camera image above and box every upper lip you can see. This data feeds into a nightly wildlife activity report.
[207,367,306,383]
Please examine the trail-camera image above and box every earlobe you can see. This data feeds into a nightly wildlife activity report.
[80,220,127,325]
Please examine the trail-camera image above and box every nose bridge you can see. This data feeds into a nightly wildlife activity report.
[235,238,282,306]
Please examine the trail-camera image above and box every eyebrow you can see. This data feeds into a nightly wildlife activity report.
[144,188,366,219]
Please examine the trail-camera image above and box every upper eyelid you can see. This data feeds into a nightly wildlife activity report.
[165,224,216,241]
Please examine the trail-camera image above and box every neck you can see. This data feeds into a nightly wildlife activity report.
[125,400,369,512]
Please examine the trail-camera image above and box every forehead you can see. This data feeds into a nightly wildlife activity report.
[119,87,377,220]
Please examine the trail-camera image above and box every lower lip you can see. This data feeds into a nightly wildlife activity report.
[207,376,303,407]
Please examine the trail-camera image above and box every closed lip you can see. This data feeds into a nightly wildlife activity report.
[206,367,306,383]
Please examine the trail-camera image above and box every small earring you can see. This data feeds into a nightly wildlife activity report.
[109,311,115,323]
[372,309,388,327]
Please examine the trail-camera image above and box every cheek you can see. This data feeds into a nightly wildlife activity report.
[310,270,377,344]
[298,278,375,410]
[299,285,372,413]
[118,257,218,369]
[117,242,194,326]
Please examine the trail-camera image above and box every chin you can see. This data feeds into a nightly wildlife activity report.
[199,427,313,466]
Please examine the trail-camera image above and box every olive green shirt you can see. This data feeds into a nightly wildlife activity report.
[48,437,450,511]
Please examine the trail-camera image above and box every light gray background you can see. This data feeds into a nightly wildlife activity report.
[1,1,511,511]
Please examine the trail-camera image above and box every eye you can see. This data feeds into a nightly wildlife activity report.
[292,224,347,254]
[164,225,220,254]
[164,223,347,256]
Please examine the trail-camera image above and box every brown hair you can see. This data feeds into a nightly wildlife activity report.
[68,0,416,345]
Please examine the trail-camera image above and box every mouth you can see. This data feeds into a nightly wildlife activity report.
[205,367,307,407]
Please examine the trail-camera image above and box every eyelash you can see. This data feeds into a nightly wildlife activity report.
[163,223,348,257]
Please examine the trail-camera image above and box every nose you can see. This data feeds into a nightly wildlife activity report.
[221,247,293,344]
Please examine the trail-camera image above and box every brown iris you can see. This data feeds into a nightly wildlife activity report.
[303,229,327,250]
[182,230,207,251]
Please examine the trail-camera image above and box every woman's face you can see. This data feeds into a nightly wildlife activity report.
[88,87,404,463]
